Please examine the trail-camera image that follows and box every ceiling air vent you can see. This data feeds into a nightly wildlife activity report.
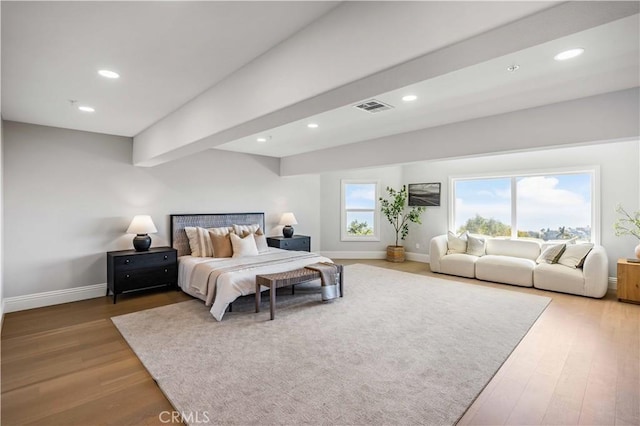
[353,99,394,113]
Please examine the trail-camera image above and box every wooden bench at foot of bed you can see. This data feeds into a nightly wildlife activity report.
[255,264,344,320]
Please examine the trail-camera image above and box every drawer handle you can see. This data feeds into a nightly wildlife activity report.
[125,259,130,264]
[164,255,168,260]
[125,274,130,278]
[164,269,168,273]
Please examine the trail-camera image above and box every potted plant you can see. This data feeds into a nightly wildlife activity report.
[379,185,426,262]
[614,204,640,258]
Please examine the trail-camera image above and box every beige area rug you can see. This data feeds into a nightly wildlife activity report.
[112,264,550,425]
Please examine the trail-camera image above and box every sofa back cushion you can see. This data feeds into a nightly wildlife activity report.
[485,238,541,260]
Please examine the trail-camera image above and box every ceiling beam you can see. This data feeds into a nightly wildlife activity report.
[133,1,639,167]
[279,88,640,176]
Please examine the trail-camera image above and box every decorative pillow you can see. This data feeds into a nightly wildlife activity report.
[232,224,260,236]
[185,226,215,257]
[230,232,259,258]
[557,243,594,269]
[184,227,200,256]
[466,234,486,257]
[209,230,233,258]
[536,243,566,264]
[447,231,467,254]
[242,228,269,253]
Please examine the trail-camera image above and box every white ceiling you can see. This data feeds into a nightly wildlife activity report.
[217,14,640,157]
[1,1,339,136]
[2,1,638,163]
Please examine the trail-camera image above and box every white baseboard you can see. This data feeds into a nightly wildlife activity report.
[4,283,107,313]
[0,299,5,330]
[405,252,430,263]
[319,251,430,263]
[608,277,617,290]
[320,251,387,260]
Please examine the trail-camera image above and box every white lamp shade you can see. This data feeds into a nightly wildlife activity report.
[126,215,158,234]
[279,212,298,226]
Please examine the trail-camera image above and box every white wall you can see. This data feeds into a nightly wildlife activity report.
[1,118,4,322]
[319,165,402,256]
[401,141,640,277]
[2,121,320,300]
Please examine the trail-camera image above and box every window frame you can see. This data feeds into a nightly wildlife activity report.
[449,166,600,244]
[340,179,381,242]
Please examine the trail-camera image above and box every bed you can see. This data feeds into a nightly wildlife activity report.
[171,213,332,321]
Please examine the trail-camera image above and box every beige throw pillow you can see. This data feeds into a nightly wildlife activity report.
[208,230,233,258]
[447,231,467,254]
[536,243,566,264]
[230,232,259,258]
[557,243,594,269]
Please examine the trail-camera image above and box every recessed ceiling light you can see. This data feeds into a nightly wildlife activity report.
[554,48,584,61]
[256,137,267,143]
[507,64,520,72]
[78,106,95,112]
[402,95,418,102]
[307,123,319,129]
[98,69,120,79]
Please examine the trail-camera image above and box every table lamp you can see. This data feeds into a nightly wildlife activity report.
[126,215,157,251]
[279,212,298,238]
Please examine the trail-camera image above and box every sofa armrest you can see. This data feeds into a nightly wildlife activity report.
[582,245,608,298]
[429,235,448,273]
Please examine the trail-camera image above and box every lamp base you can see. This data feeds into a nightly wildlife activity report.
[133,234,151,251]
[282,226,294,238]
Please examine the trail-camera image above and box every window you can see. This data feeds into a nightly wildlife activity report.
[451,170,597,243]
[341,180,380,241]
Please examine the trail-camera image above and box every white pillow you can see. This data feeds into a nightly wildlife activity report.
[466,234,486,257]
[230,232,259,258]
[185,226,231,257]
[557,243,594,269]
[447,231,467,254]
[184,227,200,256]
[232,224,260,236]
[536,243,566,264]
[184,226,214,257]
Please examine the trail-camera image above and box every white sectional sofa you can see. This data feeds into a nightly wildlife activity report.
[429,234,609,298]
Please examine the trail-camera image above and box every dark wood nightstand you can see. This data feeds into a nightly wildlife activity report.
[266,235,310,252]
[106,247,178,303]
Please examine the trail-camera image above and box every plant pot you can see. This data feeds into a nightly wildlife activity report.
[386,245,405,263]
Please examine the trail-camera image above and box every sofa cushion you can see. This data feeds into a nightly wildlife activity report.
[476,255,535,287]
[440,253,477,278]
[485,239,540,260]
[534,263,585,295]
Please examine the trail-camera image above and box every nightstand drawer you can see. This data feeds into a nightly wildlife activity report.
[115,251,177,269]
[267,235,311,252]
[115,266,177,291]
[280,238,309,251]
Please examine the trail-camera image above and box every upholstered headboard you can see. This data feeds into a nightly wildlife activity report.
[170,213,265,257]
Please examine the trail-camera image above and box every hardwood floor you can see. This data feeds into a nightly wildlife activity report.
[2,261,639,425]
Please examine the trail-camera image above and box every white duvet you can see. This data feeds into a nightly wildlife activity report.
[178,248,332,321]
